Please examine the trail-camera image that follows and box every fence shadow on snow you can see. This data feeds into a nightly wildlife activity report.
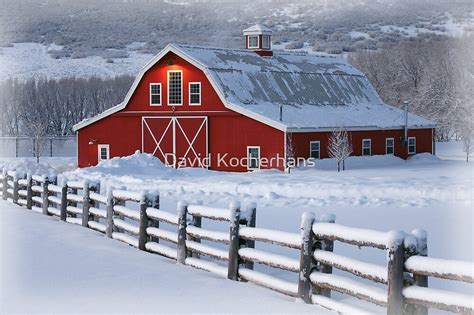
[1,167,473,315]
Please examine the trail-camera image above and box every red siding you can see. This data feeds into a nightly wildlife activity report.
[77,52,284,172]
[290,128,433,160]
[77,51,433,172]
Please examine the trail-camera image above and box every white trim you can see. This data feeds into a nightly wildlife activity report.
[362,139,371,156]
[262,35,270,49]
[309,141,321,159]
[385,137,394,155]
[97,144,110,161]
[72,44,435,133]
[188,82,201,106]
[141,116,208,169]
[167,70,183,106]
[247,35,259,49]
[408,137,416,155]
[149,83,162,106]
[247,146,261,170]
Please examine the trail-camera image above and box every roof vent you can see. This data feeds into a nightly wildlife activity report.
[243,24,273,57]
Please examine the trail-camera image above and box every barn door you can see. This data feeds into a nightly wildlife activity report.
[142,116,208,168]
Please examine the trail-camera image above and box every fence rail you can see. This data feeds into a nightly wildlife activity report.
[1,166,473,315]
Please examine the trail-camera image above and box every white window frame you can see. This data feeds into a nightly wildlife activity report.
[408,137,416,155]
[262,35,270,49]
[309,141,320,159]
[247,146,261,170]
[247,35,259,49]
[167,70,183,106]
[385,138,394,155]
[149,83,162,106]
[189,82,201,106]
[362,139,371,156]
[98,144,110,161]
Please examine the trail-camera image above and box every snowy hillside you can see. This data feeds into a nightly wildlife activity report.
[0,0,472,80]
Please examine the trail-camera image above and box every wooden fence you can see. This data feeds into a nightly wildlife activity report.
[0,167,472,315]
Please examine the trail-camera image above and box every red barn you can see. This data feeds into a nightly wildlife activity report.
[73,25,435,172]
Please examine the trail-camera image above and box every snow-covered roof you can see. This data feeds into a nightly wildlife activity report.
[73,44,434,132]
[174,44,434,130]
[243,24,273,35]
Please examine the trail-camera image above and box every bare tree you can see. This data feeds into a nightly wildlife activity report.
[328,125,353,172]
[460,115,473,163]
[286,133,296,173]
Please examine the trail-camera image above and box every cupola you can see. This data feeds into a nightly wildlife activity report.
[243,24,273,57]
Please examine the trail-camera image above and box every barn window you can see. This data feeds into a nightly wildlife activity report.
[189,82,201,105]
[386,138,394,155]
[247,146,260,170]
[362,139,371,156]
[150,83,161,106]
[310,141,320,159]
[168,70,182,105]
[408,137,416,154]
[262,35,270,49]
[248,35,259,49]
[98,144,110,161]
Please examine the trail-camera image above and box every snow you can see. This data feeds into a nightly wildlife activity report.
[113,218,140,235]
[238,247,300,272]
[172,44,434,130]
[185,257,228,278]
[47,206,61,216]
[66,193,84,203]
[0,202,319,313]
[90,191,108,204]
[0,43,152,81]
[239,227,301,249]
[405,256,474,281]
[146,208,178,225]
[239,268,299,297]
[66,180,85,189]
[0,142,472,312]
[112,189,143,202]
[112,232,139,247]
[403,286,474,310]
[146,242,177,260]
[88,221,107,233]
[185,240,229,261]
[113,205,140,220]
[313,222,400,249]
[187,204,230,221]
[48,184,63,194]
[31,196,43,204]
[66,205,82,215]
[314,250,388,284]
[47,195,62,205]
[312,295,373,314]
[89,206,107,218]
[146,227,178,243]
[66,217,82,226]
[186,225,229,243]
[310,272,388,305]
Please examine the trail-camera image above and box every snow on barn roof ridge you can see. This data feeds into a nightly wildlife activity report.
[73,43,435,132]
[243,24,273,35]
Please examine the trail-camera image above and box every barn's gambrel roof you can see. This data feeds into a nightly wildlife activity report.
[73,44,434,132]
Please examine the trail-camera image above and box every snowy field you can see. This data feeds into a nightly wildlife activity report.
[0,142,472,313]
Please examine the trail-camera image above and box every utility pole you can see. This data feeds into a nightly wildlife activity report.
[404,100,409,145]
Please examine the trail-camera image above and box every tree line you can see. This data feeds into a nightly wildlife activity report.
[0,75,134,137]
[348,34,473,142]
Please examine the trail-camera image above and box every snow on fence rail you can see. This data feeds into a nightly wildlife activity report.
[1,166,473,315]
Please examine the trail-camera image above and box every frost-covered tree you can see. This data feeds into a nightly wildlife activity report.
[286,133,296,173]
[328,125,352,172]
[460,116,473,163]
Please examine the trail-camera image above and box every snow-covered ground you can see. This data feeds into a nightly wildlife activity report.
[0,43,153,81]
[0,142,472,313]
